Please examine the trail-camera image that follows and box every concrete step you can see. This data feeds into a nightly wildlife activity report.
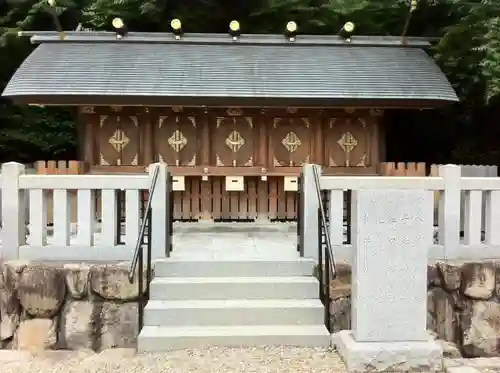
[154,258,315,278]
[138,324,330,352]
[143,299,325,326]
[149,276,319,300]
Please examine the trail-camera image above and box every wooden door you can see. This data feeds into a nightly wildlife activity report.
[156,115,197,166]
[98,114,139,166]
[270,117,311,167]
[212,115,254,167]
[326,116,371,168]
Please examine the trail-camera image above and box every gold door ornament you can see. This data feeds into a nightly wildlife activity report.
[281,132,301,153]
[337,132,357,167]
[109,129,130,152]
[168,129,188,152]
[225,130,245,152]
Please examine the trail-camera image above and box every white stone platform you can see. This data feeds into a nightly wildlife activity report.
[332,330,443,373]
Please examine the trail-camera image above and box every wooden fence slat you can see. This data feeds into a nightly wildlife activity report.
[257,179,268,220]
[212,178,222,220]
[200,180,211,220]
[463,190,482,245]
[29,189,47,246]
[181,179,191,220]
[247,178,258,219]
[276,177,286,219]
[268,177,278,220]
[286,189,296,220]
[125,189,140,246]
[229,189,239,219]
[53,189,70,246]
[100,190,118,246]
[190,178,201,220]
[173,191,182,220]
[239,181,248,220]
[221,178,231,220]
[77,189,95,246]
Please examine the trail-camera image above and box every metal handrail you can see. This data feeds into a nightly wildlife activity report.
[312,166,337,278]
[128,164,160,283]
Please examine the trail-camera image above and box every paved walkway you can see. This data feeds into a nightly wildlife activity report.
[172,222,299,260]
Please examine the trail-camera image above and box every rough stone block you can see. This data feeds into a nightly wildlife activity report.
[460,301,500,357]
[17,265,66,318]
[89,263,146,301]
[98,302,138,349]
[64,263,90,300]
[15,318,57,352]
[461,263,495,300]
[59,300,94,350]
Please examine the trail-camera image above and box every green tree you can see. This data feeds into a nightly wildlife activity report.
[0,0,499,165]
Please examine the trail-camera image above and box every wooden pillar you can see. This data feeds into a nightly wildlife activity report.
[200,109,211,220]
[80,107,96,166]
[313,109,324,165]
[257,109,269,220]
[142,108,154,165]
[369,109,384,167]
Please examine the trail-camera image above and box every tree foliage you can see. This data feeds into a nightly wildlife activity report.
[0,0,499,164]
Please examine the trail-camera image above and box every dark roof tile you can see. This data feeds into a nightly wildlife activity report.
[2,42,458,103]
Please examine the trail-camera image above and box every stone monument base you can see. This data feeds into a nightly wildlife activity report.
[332,330,443,373]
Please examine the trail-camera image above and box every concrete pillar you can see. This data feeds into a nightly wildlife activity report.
[1,162,26,260]
[333,189,442,373]
[300,164,322,262]
[438,164,461,258]
[147,162,168,259]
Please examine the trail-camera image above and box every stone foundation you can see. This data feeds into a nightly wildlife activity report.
[2,259,498,355]
[0,261,146,352]
[329,262,500,358]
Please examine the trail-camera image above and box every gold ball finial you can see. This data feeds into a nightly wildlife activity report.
[286,21,297,33]
[112,18,124,29]
[343,22,355,33]
[171,18,182,30]
[229,20,240,32]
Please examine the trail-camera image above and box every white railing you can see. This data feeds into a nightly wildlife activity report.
[0,162,170,261]
[300,163,500,263]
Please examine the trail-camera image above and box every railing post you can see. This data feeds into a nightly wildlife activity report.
[333,189,442,372]
[147,162,168,260]
[328,189,344,248]
[1,162,26,260]
[301,164,321,262]
[438,164,461,258]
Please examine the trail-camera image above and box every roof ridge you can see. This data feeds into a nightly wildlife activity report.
[18,31,431,48]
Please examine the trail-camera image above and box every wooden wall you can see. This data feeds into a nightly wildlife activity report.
[78,106,384,221]
[79,106,384,174]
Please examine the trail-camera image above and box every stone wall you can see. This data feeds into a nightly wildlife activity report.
[0,261,144,351]
[329,262,500,358]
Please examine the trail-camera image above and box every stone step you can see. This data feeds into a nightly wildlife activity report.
[154,258,315,278]
[143,299,325,326]
[137,325,331,352]
[149,276,319,300]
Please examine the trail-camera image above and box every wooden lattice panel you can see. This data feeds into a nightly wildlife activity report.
[212,116,254,167]
[157,115,197,166]
[326,116,371,167]
[171,177,298,222]
[98,114,139,166]
[270,117,311,166]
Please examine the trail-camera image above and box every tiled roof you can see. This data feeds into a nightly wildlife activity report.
[2,33,458,106]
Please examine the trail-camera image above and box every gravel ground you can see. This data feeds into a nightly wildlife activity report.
[0,347,346,373]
